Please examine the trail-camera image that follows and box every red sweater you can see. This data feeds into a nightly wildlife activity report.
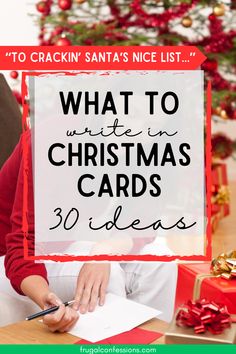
[0,134,153,295]
[0,134,47,295]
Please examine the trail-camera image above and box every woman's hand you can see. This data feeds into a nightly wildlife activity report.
[42,292,79,333]
[73,263,110,314]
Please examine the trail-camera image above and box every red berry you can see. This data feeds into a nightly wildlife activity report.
[58,0,72,11]
[36,1,50,15]
[55,37,71,46]
[10,71,19,79]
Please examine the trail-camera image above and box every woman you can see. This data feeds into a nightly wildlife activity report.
[0,132,177,331]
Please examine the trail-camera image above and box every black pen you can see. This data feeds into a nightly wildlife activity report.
[25,300,75,321]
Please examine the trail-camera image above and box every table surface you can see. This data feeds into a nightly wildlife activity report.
[0,318,168,344]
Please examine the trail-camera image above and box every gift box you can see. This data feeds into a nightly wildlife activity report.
[175,263,236,314]
[211,163,230,218]
[165,314,236,344]
[212,163,228,188]
[211,209,222,233]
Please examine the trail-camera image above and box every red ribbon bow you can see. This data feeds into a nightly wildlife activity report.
[176,299,231,335]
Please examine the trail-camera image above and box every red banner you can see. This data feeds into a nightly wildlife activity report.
[0,46,206,70]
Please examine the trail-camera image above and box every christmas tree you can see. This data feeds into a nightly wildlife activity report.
[34,0,236,122]
[10,1,236,158]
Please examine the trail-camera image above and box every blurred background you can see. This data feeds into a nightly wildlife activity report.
[1,0,235,179]
[0,0,235,248]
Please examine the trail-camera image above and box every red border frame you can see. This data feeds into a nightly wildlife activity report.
[21,71,212,262]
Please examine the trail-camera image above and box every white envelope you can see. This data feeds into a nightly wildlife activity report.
[69,293,161,343]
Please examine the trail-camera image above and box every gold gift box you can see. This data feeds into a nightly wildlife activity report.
[165,318,236,344]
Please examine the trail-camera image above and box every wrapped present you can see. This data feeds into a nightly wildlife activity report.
[166,300,236,344]
[211,163,230,218]
[175,262,236,314]
[211,209,222,233]
[211,251,236,280]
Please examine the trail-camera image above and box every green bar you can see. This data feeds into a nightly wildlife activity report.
[0,345,235,354]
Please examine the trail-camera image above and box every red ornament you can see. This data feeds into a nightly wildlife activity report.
[208,13,216,21]
[10,71,19,79]
[220,100,235,120]
[52,26,64,36]
[231,0,236,10]
[202,59,218,72]
[84,38,93,45]
[55,37,71,46]
[211,72,230,91]
[212,133,233,159]
[176,299,231,335]
[42,39,52,46]
[58,0,72,11]
[36,1,50,15]
[12,90,22,105]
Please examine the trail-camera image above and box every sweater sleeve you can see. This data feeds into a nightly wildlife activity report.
[4,134,48,295]
[0,137,21,256]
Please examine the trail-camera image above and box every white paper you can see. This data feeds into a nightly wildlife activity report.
[69,293,161,342]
